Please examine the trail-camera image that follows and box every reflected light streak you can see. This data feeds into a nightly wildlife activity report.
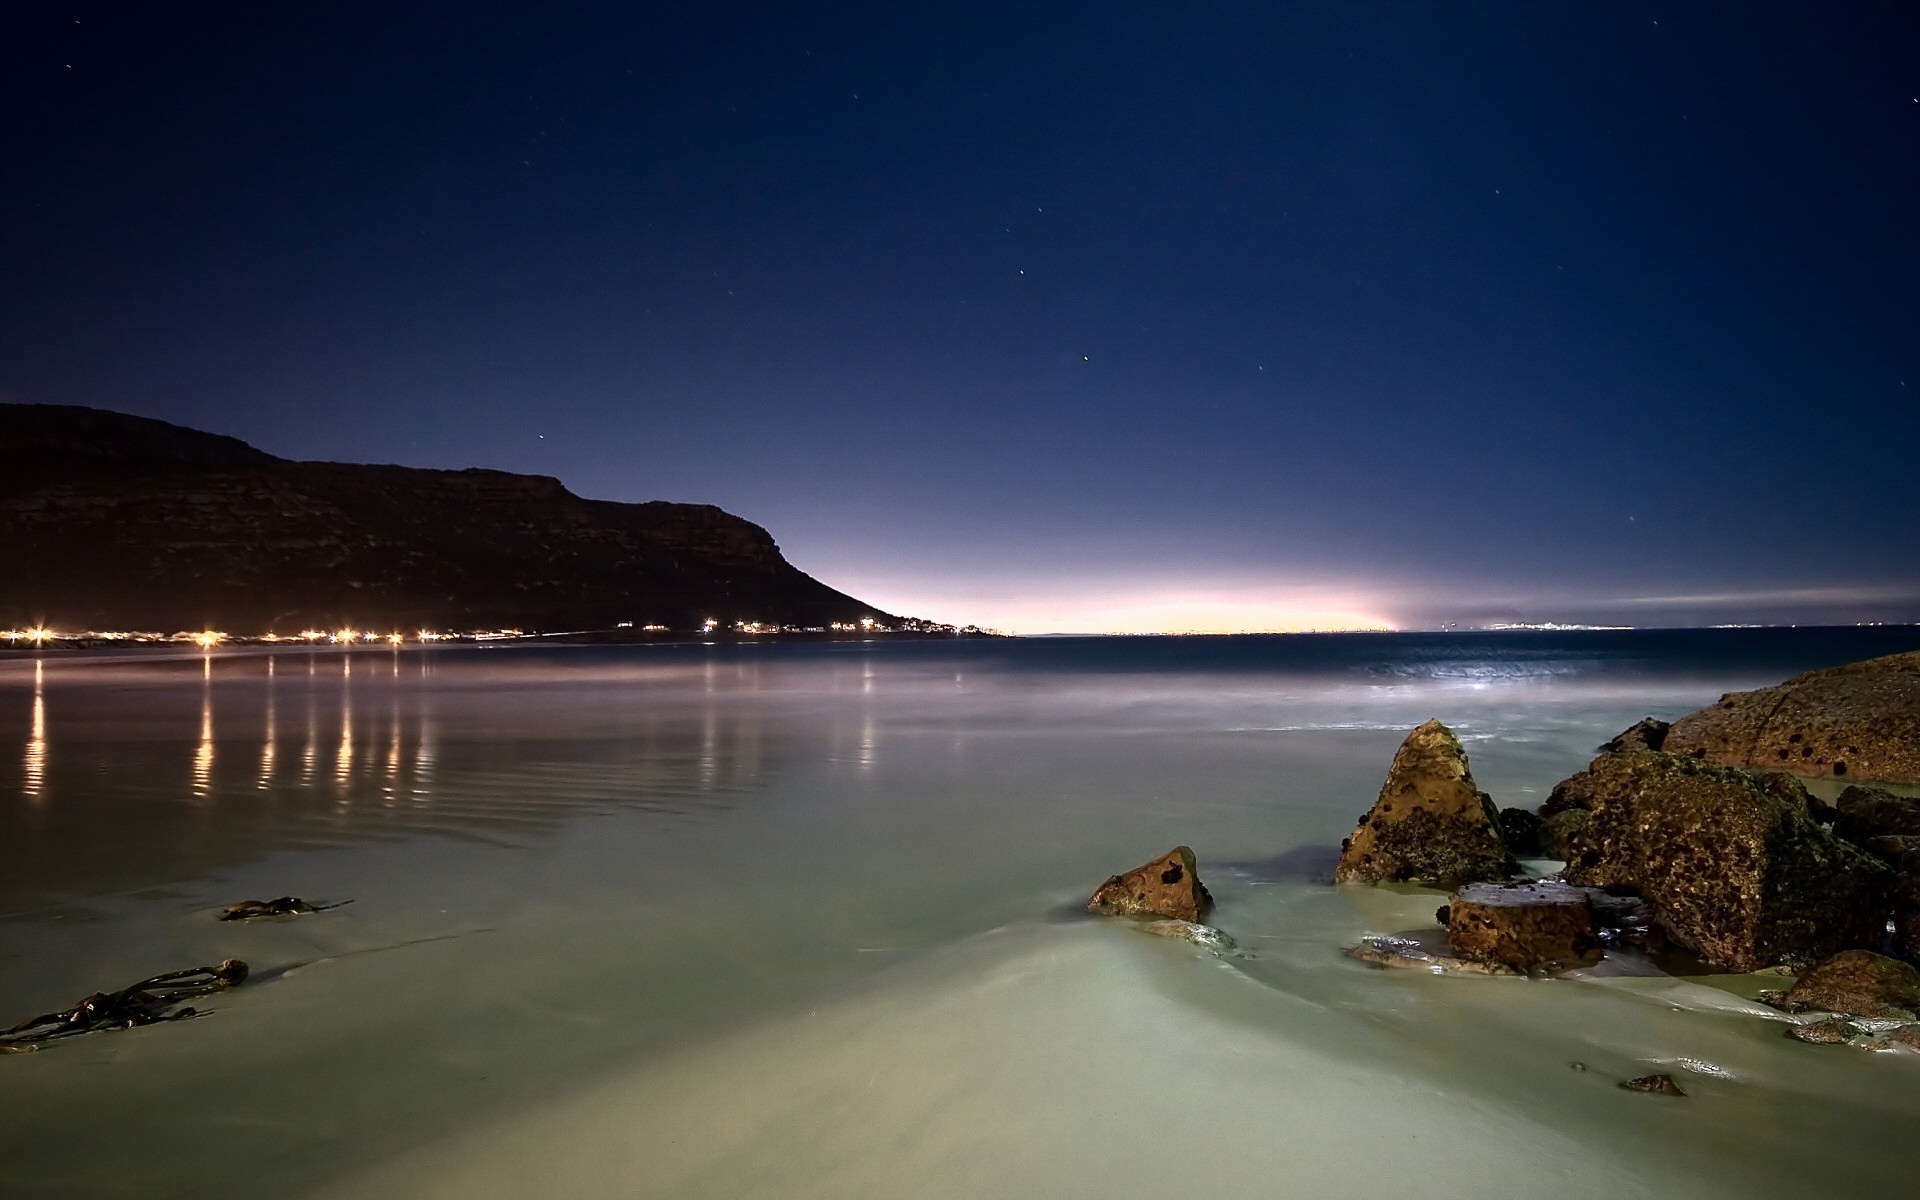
[192,668,214,801]
[336,657,353,794]
[23,660,46,802]
[259,657,276,789]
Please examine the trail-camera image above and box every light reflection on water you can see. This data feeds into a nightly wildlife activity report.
[22,659,45,803]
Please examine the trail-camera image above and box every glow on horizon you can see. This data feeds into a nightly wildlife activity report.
[860,586,1399,636]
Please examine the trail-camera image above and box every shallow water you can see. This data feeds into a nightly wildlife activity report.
[3,630,1919,1199]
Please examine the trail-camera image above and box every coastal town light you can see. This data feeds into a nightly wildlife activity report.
[192,631,226,648]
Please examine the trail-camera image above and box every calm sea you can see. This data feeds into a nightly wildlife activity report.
[3,627,1918,1199]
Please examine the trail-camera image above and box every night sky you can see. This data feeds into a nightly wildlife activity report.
[5,3,1916,632]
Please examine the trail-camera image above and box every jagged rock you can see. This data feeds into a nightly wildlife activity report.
[1141,919,1236,951]
[1559,751,1892,971]
[1445,882,1601,970]
[1788,1018,1855,1045]
[1348,933,1518,976]
[1497,807,1543,856]
[1539,809,1590,860]
[1832,785,1920,845]
[1664,652,1920,785]
[1334,720,1516,886]
[1619,1073,1684,1096]
[1600,718,1670,753]
[1780,951,1920,1020]
[1086,846,1212,922]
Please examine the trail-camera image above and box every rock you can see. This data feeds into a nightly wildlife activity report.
[1497,807,1544,856]
[1558,751,1893,971]
[1539,809,1590,860]
[1348,933,1518,976]
[1583,888,1667,954]
[1832,785,1920,845]
[1788,1018,1855,1045]
[1334,720,1516,887]
[1664,652,1920,785]
[1141,919,1236,951]
[1780,950,1920,1019]
[1086,846,1212,922]
[1619,1073,1684,1096]
[1600,717,1670,753]
[1883,839,1920,962]
[1445,881,1602,971]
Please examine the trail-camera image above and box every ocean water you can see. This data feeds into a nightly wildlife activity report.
[3,628,1920,1199]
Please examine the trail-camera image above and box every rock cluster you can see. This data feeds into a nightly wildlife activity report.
[1334,720,1516,887]
[1555,751,1891,971]
[1663,651,1920,785]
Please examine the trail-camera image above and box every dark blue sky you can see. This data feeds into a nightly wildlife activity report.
[6,3,1916,631]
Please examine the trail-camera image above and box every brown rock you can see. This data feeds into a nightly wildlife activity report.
[1788,1018,1855,1045]
[1446,881,1602,970]
[1600,717,1670,753]
[1559,751,1892,971]
[1539,808,1590,860]
[1664,652,1920,785]
[1780,950,1920,1019]
[1832,785,1920,845]
[1086,846,1212,922]
[1619,1073,1684,1096]
[1334,720,1516,887]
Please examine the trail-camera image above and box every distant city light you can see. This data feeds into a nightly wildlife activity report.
[192,631,226,648]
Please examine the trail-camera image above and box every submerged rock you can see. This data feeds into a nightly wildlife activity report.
[1558,751,1892,972]
[1445,881,1601,971]
[1861,1026,1920,1053]
[1619,1073,1685,1096]
[1086,846,1212,922]
[1780,951,1920,1020]
[1539,809,1590,861]
[1496,807,1544,857]
[1788,1018,1855,1045]
[1141,919,1236,951]
[1832,785,1920,846]
[1348,933,1517,976]
[1334,720,1516,887]
[1600,717,1670,754]
[1663,651,1920,785]
[219,896,345,921]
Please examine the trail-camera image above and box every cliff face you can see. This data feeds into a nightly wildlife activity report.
[0,403,892,633]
